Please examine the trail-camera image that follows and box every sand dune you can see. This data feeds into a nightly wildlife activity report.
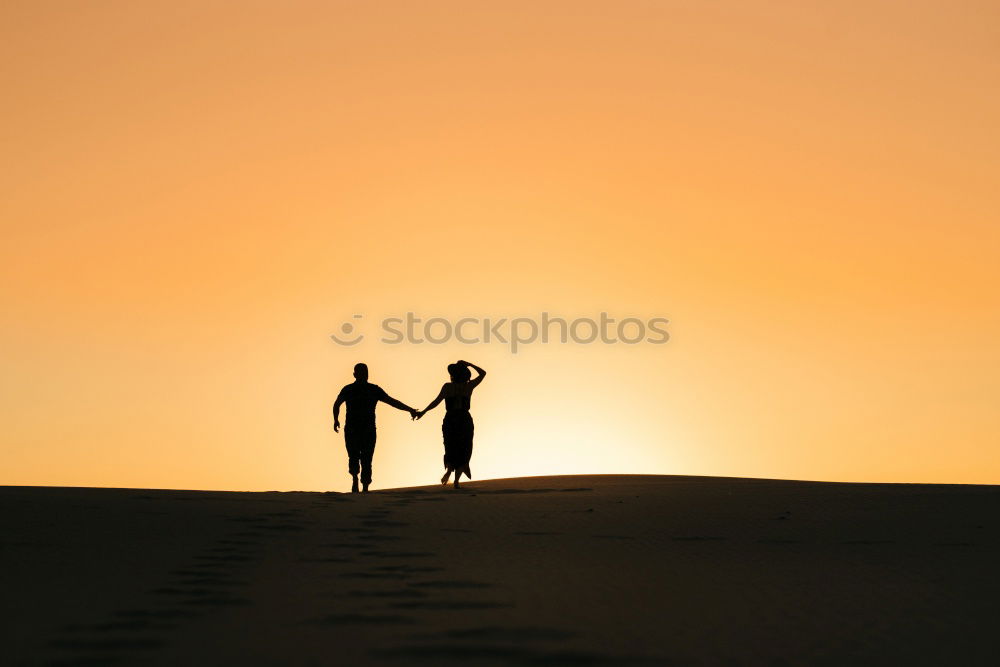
[3,475,998,665]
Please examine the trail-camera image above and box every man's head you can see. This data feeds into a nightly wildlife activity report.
[353,363,369,382]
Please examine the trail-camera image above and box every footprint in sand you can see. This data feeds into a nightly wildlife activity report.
[299,555,357,563]
[361,550,436,558]
[312,612,416,626]
[391,600,511,610]
[47,524,269,664]
[671,535,727,541]
[375,643,655,665]
[409,580,492,590]
[362,519,410,528]
[344,589,428,600]
[340,571,414,580]
[359,534,403,542]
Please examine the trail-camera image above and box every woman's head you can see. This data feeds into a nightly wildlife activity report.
[447,362,471,383]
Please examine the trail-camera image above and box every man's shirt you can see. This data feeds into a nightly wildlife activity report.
[337,381,391,429]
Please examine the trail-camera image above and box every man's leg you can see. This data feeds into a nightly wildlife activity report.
[359,429,376,492]
[344,432,361,493]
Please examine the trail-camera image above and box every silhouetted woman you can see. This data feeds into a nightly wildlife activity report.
[415,360,486,488]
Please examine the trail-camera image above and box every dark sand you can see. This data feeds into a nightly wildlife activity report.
[2,475,998,665]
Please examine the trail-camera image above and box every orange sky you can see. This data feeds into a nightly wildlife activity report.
[2,1,998,491]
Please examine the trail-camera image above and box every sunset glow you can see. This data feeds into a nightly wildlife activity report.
[3,1,998,491]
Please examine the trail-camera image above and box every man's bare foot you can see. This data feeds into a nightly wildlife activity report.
[362,483,370,493]
[441,469,451,485]
[351,477,359,493]
[454,478,460,489]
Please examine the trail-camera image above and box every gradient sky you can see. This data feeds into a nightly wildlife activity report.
[3,1,998,491]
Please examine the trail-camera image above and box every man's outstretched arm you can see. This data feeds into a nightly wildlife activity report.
[379,389,418,419]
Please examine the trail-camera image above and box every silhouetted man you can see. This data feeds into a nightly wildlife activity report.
[333,363,416,493]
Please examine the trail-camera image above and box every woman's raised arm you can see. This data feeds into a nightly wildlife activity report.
[461,360,486,389]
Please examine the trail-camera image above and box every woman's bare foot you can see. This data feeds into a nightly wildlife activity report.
[441,469,452,485]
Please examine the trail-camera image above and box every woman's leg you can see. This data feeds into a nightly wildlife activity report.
[441,468,452,484]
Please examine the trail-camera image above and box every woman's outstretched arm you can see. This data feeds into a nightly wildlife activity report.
[462,360,487,389]
[416,384,447,419]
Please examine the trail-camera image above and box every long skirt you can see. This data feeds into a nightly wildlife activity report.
[442,410,474,473]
